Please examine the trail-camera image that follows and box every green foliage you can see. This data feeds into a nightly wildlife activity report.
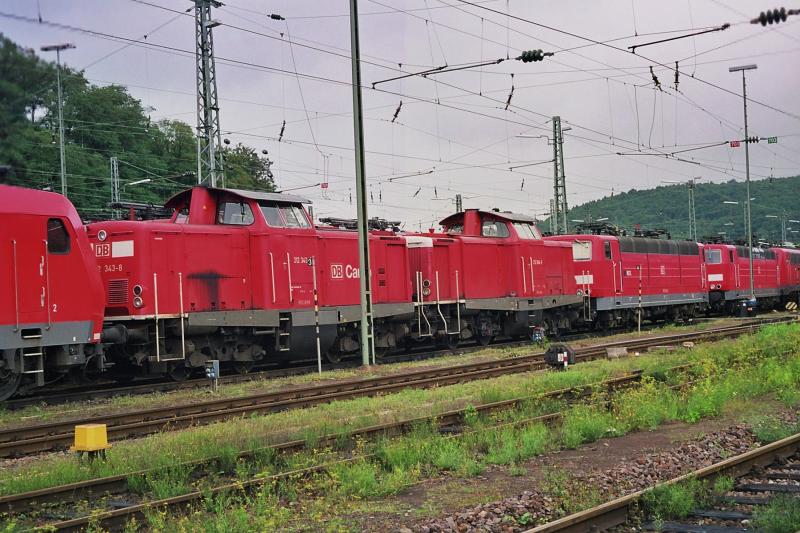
[127,464,193,499]
[753,494,800,533]
[752,417,800,443]
[0,34,274,218]
[642,478,705,520]
[561,405,618,449]
[563,175,800,243]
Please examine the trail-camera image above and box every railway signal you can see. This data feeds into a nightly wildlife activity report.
[205,360,220,392]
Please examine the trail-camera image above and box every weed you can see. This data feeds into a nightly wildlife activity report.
[752,417,800,443]
[753,494,800,533]
[642,478,706,521]
[127,465,193,499]
[560,405,618,449]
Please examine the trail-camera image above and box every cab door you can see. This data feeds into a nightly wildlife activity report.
[12,215,49,326]
[274,204,317,308]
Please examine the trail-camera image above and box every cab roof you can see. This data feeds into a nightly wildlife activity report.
[165,186,311,210]
[439,208,535,226]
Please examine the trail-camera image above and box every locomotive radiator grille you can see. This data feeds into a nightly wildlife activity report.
[107,279,129,305]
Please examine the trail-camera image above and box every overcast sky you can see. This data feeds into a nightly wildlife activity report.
[2,0,799,229]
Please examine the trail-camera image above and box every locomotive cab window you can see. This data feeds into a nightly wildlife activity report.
[218,201,254,226]
[446,223,463,235]
[704,249,722,264]
[572,241,592,261]
[281,205,311,228]
[481,220,509,238]
[512,222,541,240]
[604,241,612,260]
[47,218,70,254]
[259,202,284,227]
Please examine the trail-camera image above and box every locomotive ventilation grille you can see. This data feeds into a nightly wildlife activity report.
[107,279,129,305]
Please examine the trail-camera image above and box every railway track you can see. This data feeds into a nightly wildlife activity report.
[4,316,779,411]
[0,319,787,458]
[2,369,659,529]
[526,432,800,533]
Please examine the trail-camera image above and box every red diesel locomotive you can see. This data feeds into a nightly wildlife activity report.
[2,182,800,400]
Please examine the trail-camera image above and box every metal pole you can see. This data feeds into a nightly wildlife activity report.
[688,180,697,241]
[349,0,374,366]
[741,70,755,300]
[312,257,322,374]
[55,48,67,197]
[557,121,568,234]
[552,117,561,234]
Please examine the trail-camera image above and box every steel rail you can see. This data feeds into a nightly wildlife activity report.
[525,432,800,532]
[12,371,651,529]
[0,319,786,457]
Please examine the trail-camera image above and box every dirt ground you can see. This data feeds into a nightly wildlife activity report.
[338,398,786,532]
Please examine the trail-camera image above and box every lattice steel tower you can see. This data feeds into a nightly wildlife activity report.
[552,116,568,234]
[195,0,225,188]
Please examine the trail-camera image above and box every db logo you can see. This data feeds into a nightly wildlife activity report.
[95,243,111,257]
[330,264,344,279]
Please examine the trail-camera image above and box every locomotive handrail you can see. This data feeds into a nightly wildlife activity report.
[434,271,449,335]
[43,240,51,330]
[269,252,276,303]
[11,240,19,332]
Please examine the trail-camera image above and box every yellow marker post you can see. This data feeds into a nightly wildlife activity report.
[70,423,110,461]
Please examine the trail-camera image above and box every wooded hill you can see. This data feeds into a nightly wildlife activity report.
[0,34,275,219]
[563,175,800,244]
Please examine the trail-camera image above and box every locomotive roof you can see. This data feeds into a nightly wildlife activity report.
[439,208,535,226]
[165,186,311,209]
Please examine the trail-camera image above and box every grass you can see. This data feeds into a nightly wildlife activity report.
[0,315,755,428]
[642,475,734,523]
[3,323,800,532]
[753,494,800,533]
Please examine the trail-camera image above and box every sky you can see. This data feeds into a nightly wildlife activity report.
[2,0,799,229]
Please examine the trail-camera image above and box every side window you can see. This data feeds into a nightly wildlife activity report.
[704,249,722,264]
[217,201,254,225]
[446,223,463,235]
[291,206,311,228]
[572,241,592,261]
[280,205,311,228]
[729,250,734,262]
[260,204,284,227]
[481,220,509,238]
[47,218,70,254]
[604,241,612,260]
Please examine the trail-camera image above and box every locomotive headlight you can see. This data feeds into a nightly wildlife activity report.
[132,285,143,297]
[97,230,108,241]
[422,287,431,297]
[132,296,144,308]
[422,279,431,288]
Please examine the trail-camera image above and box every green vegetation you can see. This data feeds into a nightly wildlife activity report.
[2,324,800,533]
[751,416,800,443]
[753,494,800,533]
[0,35,274,217]
[564,175,800,242]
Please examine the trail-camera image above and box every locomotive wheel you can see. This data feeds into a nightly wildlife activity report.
[168,362,191,382]
[476,334,493,347]
[325,350,343,364]
[0,369,21,401]
[446,334,460,351]
[234,361,255,374]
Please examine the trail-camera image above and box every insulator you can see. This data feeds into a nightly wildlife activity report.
[278,120,286,142]
[650,66,661,89]
[674,61,679,90]
[755,7,787,25]
[269,13,285,21]
[391,101,403,123]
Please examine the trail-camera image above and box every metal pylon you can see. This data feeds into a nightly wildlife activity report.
[195,0,225,188]
[552,116,568,234]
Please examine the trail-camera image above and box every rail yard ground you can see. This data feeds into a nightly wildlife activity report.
[0,315,766,427]
[1,318,799,532]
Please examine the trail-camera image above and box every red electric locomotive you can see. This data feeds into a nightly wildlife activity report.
[546,234,708,329]
[777,247,800,306]
[0,185,106,399]
[704,243,783,313]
